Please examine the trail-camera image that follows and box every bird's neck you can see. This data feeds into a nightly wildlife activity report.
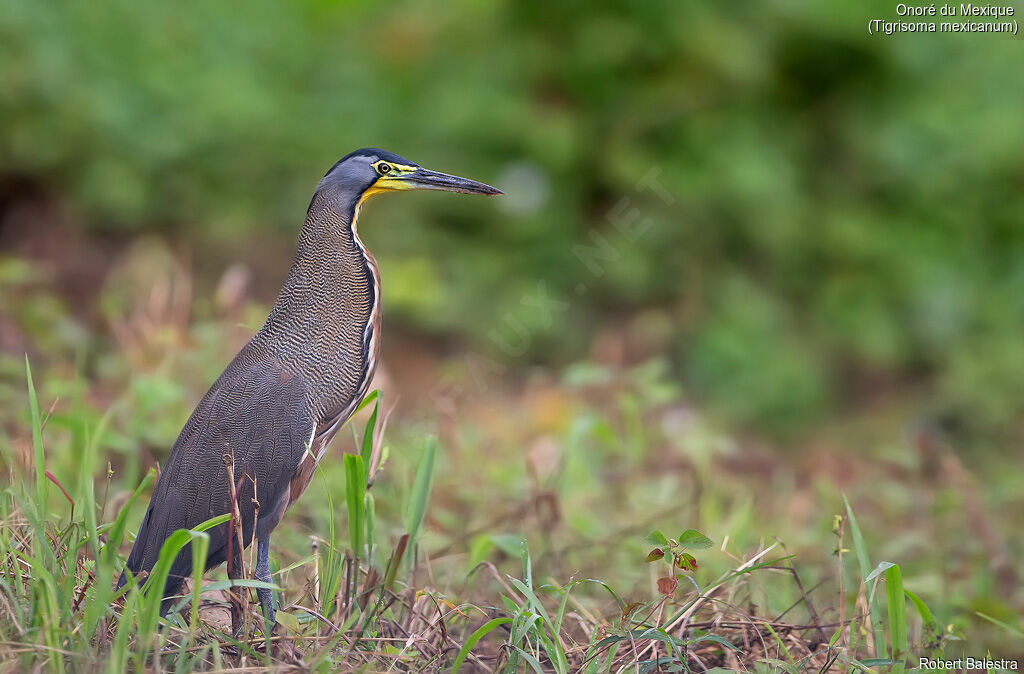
[294,191,371,273]
[264,191,381,375]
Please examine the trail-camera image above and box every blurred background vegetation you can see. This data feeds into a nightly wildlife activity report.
[3,0,1024,438]
[1,0,1022,660]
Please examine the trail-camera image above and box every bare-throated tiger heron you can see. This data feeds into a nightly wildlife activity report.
[118,149,500,632]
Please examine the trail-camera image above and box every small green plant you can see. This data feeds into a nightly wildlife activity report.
[643,528,713,598]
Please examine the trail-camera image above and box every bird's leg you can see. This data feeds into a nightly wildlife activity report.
[227,544,244,638]
[254,535,276,630]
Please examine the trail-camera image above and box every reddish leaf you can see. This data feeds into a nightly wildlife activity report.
[657,577,678,596]
[645,548,664,562]
[675,552,698,572]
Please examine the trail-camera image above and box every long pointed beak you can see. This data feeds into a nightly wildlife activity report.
[403,167,502,195]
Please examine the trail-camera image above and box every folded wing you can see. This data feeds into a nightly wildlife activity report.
[120,350,315,606]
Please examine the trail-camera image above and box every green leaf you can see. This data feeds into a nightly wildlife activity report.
[405,437,437,546]
[81,409,116,641]
[136,527,215,665]
[675,552,698,571]
[360,395,379,467]
[644,530,668,547]
[353,389,379,415]
[904,588,937,626]
[760,658,799,674]
[764,623,794,667]
[677,529,712,549]
[344,454,366,558]
[25,357,46,511]
[450,617,512,673]
[104,469,157,580]
[906,589,943,654]
[685,633,740,651]
[274,554,317,576]
[828,627,843,649]
[844,495,886,659]
[193,512,230,533]
[865,560,896,583]
[275,610,302,634]
[885,564,907,674]
[364,491,375,561]
[975,611,1024,639]
[467,535,494,573]
[108,584,136,674]
[188,525,210,633]
[508,577,568,670]
[860,658,895,667]
[490,534,526,558]
[638,657,683,674]
[509,646,546,674]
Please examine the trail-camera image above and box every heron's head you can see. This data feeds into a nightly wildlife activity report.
[318,148,501,210]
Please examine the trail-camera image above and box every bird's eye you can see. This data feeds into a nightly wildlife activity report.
[376,163,392,175]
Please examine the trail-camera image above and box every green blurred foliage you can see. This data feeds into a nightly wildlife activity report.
[2,0,1024,437]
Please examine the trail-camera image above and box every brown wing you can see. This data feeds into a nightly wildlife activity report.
[121,351,315,603]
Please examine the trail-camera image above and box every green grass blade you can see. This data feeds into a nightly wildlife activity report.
[189,527,211,633]
[105,469,156,568]
[353,389,379,416]
[508,577,568,672]
[510,645,546,674]
[100,468,156,591]
[32,563,67,674]
[274,553,317,576]
[765,622,794,666]
[131,512,229,666]
[364,491,375,563]
[344,454,366,559]
[85,468,155,641]
[554,579,582,637]
[975,611,1024,639]
[315,464,343,619]
[451,617,511,674]
[844,494,886,658]
[903,589,934,626]
[135,528,209,667]
[108,586,136,674]
[405,437,437,556]
[884,564,906,673]
[905,589,942,658]
[25,357,46,512]
[81,406,115,556]
[761,657,800,674]
[360,396,379,467]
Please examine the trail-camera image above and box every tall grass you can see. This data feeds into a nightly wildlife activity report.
[0,364,450,670]
[1,359,1012,671]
